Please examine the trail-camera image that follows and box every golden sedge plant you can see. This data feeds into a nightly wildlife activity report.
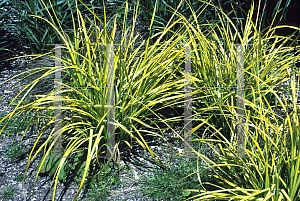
[0,0,194,200]
[172,0,299,143]
[185,64,300,201]
[168,0,300,200]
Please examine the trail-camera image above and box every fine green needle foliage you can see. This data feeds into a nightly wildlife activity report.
[4,140,26,162]
[1,187,15,200]
[80,161,125,201]
[16,174,28,182]
[139,157,213,201]
[0,110,35,139]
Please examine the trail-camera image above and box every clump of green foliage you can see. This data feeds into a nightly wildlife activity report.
[79,161,125,201]
[0,108,34,139]
[4,139,26,162]
[139,156,212,200]
[16,174,27,182]
[1,187,15,200]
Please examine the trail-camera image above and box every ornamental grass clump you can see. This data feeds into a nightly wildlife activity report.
[177,1,300,200]
[0,0,193,200]
[187,67,300,200]
[169,0,300,143]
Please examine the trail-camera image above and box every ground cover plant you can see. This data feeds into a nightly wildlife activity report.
[139,144,214,201]
[4,139,26,162]
[0,106,36,140]
[1,186,15,200]
[16,174,28,182]
[79,161,125,201]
